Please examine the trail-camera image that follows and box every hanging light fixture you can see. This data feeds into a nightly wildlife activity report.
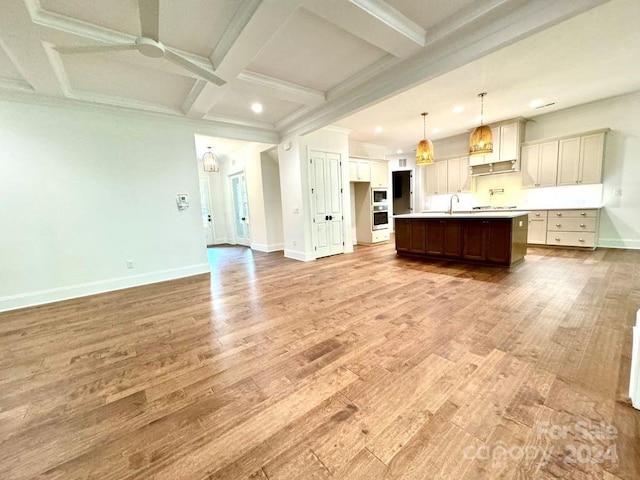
[415,112,434,165]
[469,92,493,156]
[202,146,219,173]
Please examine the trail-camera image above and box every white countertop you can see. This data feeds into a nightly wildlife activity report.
[419,205,603,215]
[395,211,529,219]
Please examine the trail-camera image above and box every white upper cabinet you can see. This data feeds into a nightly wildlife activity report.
[500,122,519,162]
[446,156,472,193]
[579,133,605,184]
[521,141,559,188]
[370,161,388,188]
[557,132,605,185]
[349,159,371,182]
[435,161,448,195]
[447,158,460,194]
[425,164,437,196]
[424,161,448,195]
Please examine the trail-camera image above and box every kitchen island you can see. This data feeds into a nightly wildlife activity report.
[394,212,529,266]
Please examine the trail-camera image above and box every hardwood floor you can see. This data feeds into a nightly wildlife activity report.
[1,243,639,479]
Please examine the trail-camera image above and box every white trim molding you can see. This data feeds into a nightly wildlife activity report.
[0,263,210,313]
[284,249,315,262]
[251,242,284,252]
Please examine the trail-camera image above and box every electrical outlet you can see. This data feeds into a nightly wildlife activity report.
[126,260,135,269]
[613,188,622,197]
[293,207,300,214]
[292,239,297,246]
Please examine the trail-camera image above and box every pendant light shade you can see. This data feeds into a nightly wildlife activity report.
[416,112,434,165]
[202,146,219,172]
[469,93,493,156]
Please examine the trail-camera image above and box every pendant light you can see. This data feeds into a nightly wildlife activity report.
[202,146,219,172]
[415,112,434,165]
[469,92,493,156]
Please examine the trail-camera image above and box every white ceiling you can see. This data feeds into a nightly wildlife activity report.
[0,0,626,144]
[335,0,640,152]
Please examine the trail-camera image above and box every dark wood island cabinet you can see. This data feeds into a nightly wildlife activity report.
[395,213,528,266]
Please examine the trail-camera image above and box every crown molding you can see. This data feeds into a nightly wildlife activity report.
[0,89,279,143]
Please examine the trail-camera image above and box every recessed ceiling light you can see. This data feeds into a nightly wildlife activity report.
[396,149,403,154]
[375,126,383,133]
[251,102,263,113]
[453,105,464,113]
[529,99,543,108]
[432,128,441,134]
[474,115,482,123]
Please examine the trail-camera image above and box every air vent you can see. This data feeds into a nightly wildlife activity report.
[535,102,556,109]
[399,158,407,167]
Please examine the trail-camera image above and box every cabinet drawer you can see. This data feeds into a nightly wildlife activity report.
[528,210,548,220]
[547,218,597,232]
[548,209,597,219]
[372,230,390,243]
[546,232,596,247]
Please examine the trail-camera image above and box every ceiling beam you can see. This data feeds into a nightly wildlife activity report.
[183,0,305,119]
[0,0,65,96]
[304,0,423,58]
[347,0,426,47]
[278,0,611,137]
[210,0,264,69]
[234,71,325,107]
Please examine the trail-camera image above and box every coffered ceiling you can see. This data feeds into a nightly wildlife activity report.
[0,0,613,142]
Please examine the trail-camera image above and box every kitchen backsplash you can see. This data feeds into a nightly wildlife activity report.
[423,172,603,210]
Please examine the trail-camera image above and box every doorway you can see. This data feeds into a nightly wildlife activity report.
[229,172,250,246]
[198,177,215,246]
[392,170,412,215]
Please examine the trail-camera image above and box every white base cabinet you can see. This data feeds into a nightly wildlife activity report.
[527,209,599,248]
[527,211,548,244]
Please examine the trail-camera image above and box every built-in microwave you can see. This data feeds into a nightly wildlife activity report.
[372,188,388,205]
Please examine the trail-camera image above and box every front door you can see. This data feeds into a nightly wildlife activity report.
[310,150,344,258]
[230,172,250,246]
[198,177,215,246]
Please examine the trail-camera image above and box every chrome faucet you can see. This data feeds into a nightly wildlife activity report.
[448,194,460,214]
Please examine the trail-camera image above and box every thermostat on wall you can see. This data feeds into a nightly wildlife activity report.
[176,194,189,211]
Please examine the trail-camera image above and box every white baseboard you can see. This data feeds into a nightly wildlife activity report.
[251,242,284,252]
[597,238,640,249]
[284,249,315,262]
[0,263,211,313]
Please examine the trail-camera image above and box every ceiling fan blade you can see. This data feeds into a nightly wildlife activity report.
[164,50,226,86]
[55,44,138,55]
[138,0,160,41]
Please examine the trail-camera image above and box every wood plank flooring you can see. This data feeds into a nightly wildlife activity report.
[1,242,639,479]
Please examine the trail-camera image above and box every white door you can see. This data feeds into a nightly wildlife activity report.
[198,177,215,245]
[558,137,581,185]
[310,150,344,258]
[447,158,460,194]
[230,172,250,246]
[521,144,539,187]
[579,133,604,184]
[538,141,559,187]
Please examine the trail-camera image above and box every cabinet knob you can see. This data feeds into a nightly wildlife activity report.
[579,238,585,242]
[580,212,587,216]
[535,213,540,217]
[576,181,579,184]
[556,223,562,227]
[556,213,562,217]
[555,237,561,241]
[580,223,586,228]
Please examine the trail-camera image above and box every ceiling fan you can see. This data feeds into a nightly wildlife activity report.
[54,0,226,86]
